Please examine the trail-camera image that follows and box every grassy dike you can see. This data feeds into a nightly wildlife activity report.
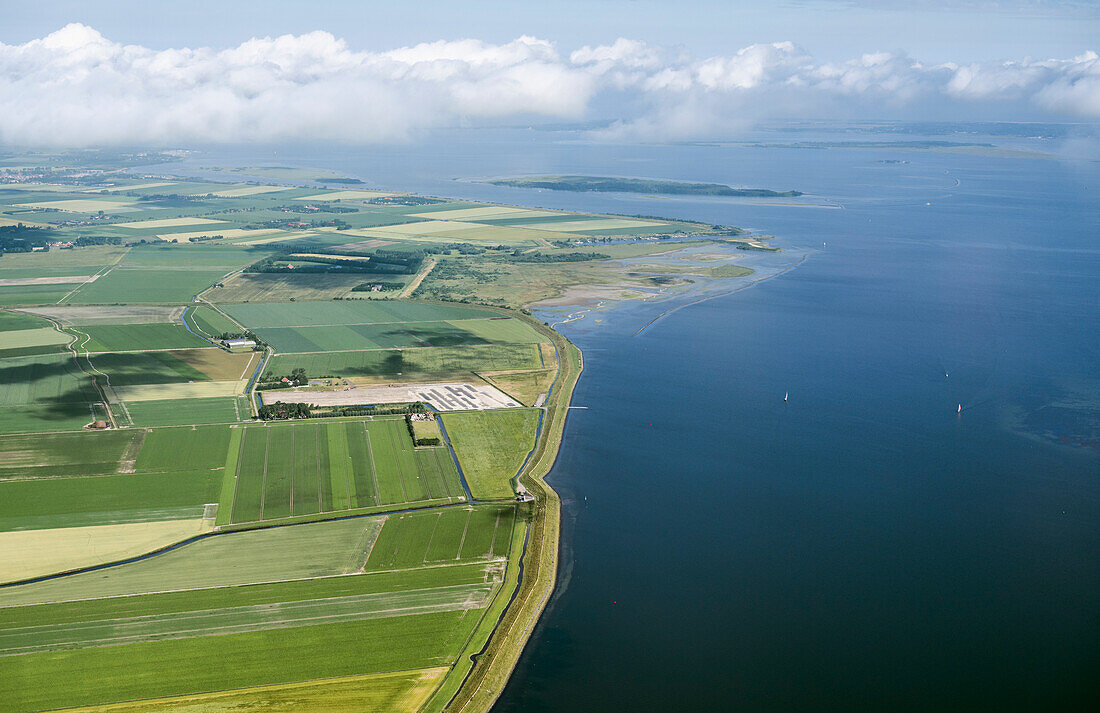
[429,308,582,713]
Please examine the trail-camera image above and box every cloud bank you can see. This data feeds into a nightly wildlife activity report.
[0,24,1096,145]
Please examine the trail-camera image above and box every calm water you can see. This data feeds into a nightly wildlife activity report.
[166,130,1100,711]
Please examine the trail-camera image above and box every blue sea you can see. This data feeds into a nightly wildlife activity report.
[164,126,1100,711]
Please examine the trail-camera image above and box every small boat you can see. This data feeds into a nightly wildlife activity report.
[784,392,789,402]
[957,404,962,414]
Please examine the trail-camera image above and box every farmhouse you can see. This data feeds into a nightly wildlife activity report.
[221,338,257,351]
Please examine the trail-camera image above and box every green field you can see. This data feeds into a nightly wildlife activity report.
[0,429,138,480]
[74,322,212,352]
[0,284,74,307]
[256,317,542,354]
[0,516,386,606]
[184,305,241,338]
[0,470,220,531]
[68,268,233,303]
[270,342,544,377]
[133,425,233,471]
[122,397,240,426]
[0,310,52,332]
[0,353,100,433]
[364,506,515,571]
[0,610,480,713]
[443,409,539,498]
[223,300,499,329]
[88,350,211,385]
[229,419,465,524]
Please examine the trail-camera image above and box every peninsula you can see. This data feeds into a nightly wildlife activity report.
[0,152,768,713]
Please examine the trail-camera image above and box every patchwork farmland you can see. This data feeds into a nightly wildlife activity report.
[0,165,662,712]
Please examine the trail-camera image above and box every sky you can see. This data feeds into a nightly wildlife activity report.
[0,0,1097,146]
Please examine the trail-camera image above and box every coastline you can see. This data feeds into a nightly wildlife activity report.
[437,311,582,713]
[438,247,803,712]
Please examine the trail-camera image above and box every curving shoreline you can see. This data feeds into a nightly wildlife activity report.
[439,310,582,713]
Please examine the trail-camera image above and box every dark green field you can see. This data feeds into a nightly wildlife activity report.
[0,353,100,433]
[442,409,539,499]
[75,323,211,352]
[269,342,544,378]
[123,397,240,426]
[0,429,137,480]
[88,350,211,386]
[229,419,466,524]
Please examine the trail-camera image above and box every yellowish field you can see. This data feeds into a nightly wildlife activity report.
[52,668,448,713]
[0,183,79,192]
[407,206,561,221]
[112,380,244,402]
[91,182,177,193]
[292,190,396,201]
[0,518,209,584]
[157,228,279,241]
[365,220,469,235]
[355,222,562,244]
[0,275,95,286]
[14,199,141,213]
[201,273,367,301]
[228,231,311,245]
[515,217,663,232]
[1,327,71,349]
[430,225,565,242]
[290,252,372,262]
[208,184,296,198]
[172,349,258,381]
[118,217,226,229]
[16,305,186,325]
[0,216,49,227]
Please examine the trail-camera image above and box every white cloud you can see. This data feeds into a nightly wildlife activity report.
[0,24,1096,146]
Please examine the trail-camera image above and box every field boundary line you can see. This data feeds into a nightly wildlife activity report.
[364,425,381,507]
[0,560,499,609]
[55,246,129,305]
[454,509,473,561]
[258,427,271,520]
[420,512,443,569]
[387,423,411,503]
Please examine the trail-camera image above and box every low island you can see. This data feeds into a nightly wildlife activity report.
[483,174,803,198]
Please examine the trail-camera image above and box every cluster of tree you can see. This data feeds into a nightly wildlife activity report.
[256,367,308,390]
[275,203,358,214]
[257,402,311,420]
[134,194,211,206]
[318,402,425,418]
[351,281,405,292]
[509,251,610,263]
[244,217,350,231]
[259,400,428,420]
[0,223,53,253]
[216,330,262,344]
[405,413,440,446]
[246,259,377,274]
[247,248,424,276]
[187,234,222,242]
[367,196,442,206]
